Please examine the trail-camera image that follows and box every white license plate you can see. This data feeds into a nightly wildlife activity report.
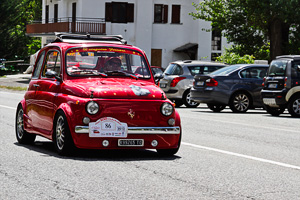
[268,83,277,88]
[118,139,144,147]
[89,117,128,138]
[263,98,276,105]
[160,83,167,88]
[196,81,204,86]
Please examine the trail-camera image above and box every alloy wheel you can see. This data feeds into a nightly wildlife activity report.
[56,115,65,150]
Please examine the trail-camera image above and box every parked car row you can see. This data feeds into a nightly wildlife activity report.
[159,55,300,118]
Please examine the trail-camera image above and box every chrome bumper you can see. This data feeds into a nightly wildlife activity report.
[75,126,181,134]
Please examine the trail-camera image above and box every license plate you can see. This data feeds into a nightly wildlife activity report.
[118,139,144,147]
[89,117,128,138]
[160,83,167,88]
[196,81,204,86]
[268,83,277,88]
[263,98,276,105]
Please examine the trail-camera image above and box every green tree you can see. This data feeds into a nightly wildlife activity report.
[216,48,255,65]
[190,0,300,61]
[0,0,42,61]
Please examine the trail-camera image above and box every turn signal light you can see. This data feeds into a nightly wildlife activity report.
[170,77,186,87]
[206,78,218,87]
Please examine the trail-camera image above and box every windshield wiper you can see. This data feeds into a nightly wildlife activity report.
[106,70,138,80]
[70,69,107,77]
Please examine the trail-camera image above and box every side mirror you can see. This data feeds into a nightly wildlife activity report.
[154,73,164,85]
[45,71,62,82]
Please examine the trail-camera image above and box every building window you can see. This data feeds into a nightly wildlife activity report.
[54,4,58,23]
[105,2,134,23]
[154,4,168,23]
[171,5,180,24]
[45,5,49,23]
[211,27,222,51]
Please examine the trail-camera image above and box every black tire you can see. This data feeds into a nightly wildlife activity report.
[288,95,300,118]
[264,105,285,116]
[229,92,251,113]
[182,90,200,108]
[53,110,76,155]
[16,105,36,144]
[207,104,226,112]
[157,133,181,156]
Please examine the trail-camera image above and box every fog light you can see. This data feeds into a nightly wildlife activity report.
[151,140,158,147]
[168,118,175,126]
[102,140,109,147]
[83,117,90,125]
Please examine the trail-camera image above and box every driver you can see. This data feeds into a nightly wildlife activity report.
[104,57,122,71]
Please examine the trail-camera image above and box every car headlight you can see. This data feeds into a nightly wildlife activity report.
[161,102,174,116]
[86,101,99,115]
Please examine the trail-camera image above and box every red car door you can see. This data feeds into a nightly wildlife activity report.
[30,49,62,135]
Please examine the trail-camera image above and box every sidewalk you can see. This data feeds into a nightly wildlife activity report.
[0,74,31,89]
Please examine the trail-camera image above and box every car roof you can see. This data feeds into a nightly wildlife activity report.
[171,60,226,66]
[275,55,300,61]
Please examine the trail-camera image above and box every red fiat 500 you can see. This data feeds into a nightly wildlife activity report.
[15,34,181,156]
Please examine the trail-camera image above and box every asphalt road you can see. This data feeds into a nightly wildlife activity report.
[1,89,300,200]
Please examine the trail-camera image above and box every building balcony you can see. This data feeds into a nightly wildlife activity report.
[26,18,106,35]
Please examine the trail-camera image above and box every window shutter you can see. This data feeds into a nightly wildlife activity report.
[172,5,180,24]
[127,3,134,22]
[163,5,168,23]
[105,3,112,22]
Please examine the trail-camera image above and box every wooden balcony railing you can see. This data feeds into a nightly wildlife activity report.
[26,18,106,35]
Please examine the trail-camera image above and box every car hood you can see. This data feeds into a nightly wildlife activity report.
[62,78,165,99]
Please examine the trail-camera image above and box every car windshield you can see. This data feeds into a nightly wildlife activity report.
[268,60,288,76]
[210,65,241,75]
[66,47,150,78]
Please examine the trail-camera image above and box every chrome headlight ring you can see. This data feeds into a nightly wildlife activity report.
[86,101,99,115]
[161,102,174,116]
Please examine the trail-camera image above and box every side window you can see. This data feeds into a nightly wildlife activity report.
[189,66,202,76]
[291,61,300,78]
[42,50,61,78]
[240,68,261,79]
[32,51,45,79]
[173,65,183,75]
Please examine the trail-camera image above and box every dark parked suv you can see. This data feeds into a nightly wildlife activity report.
[261,55,300,117]
[191,64,269,113]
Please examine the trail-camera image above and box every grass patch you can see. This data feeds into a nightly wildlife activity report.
[0,85,27,91]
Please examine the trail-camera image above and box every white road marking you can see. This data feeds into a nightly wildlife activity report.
[182,142,300,170]
[0,104,16,110]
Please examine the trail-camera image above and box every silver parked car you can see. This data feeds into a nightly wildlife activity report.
[159,60,226,107]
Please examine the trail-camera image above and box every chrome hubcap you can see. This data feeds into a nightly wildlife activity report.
[186,93,197,106]
[56,116,65,150]
[292,99,300,114]
[17,109,24,139]
[233,94,249,111]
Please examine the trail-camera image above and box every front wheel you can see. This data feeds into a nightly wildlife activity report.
[229,92,250,113]
[53,111,76,155]
[207,104,226,112]
[264,105,285,116]
[182,90,200,108]
[16,105,36,144]
[288,95,300,118]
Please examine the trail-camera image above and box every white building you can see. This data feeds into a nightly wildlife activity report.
[27,0,230,68]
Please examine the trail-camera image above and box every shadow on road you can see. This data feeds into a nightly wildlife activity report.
[14,141,181,161]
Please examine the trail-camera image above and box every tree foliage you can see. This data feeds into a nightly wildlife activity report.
[190,0,300,61]
[0,0,42,61]
[216,48,255,65]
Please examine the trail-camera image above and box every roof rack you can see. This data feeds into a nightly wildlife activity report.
[52,32,127,44]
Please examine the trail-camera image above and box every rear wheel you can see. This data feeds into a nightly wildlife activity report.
[229,92,250,113]
[207,104,226,112]
[182,90,200,108]
[264,105,285,116]
[16,105,36,144]
[288,95,300,117]
[53,111,76,155]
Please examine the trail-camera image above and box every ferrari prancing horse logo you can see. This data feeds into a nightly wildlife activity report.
[128,109,135,119]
